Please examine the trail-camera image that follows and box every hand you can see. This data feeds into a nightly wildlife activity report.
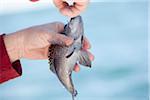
[53,0,89,17]
[4,22,94,72]
[4,22,73,62]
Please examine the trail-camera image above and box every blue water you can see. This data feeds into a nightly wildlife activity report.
[0,2,148,100]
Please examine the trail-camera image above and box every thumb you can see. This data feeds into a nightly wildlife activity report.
[50,32,73,46]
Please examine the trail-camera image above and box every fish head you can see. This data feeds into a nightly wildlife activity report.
[64,16,84,40]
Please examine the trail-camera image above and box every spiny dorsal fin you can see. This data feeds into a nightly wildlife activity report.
[48,46,56,73]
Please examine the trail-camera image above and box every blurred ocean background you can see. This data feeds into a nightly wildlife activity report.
[0,1,148,100]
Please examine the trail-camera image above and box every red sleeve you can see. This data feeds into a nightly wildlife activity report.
[0,34,22,84]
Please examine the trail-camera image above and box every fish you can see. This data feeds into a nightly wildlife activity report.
[48,16,91,100]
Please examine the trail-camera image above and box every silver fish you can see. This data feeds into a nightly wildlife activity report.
[48,16,91,100]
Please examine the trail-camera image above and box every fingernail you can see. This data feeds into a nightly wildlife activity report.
[83,39,91,49]
[90,54,95,61]
[74,64,80,72]
[87,51,94,61]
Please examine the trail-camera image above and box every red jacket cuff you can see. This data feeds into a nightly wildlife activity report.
[0,34,22,84]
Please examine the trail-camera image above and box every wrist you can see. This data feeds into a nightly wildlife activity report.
[3,32,23,63]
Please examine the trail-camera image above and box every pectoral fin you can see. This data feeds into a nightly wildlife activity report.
[78,50,91,67]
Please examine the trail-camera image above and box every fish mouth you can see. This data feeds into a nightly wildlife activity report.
[70,16,82,23]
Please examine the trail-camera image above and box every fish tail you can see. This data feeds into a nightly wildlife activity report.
[72,94,75,100]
